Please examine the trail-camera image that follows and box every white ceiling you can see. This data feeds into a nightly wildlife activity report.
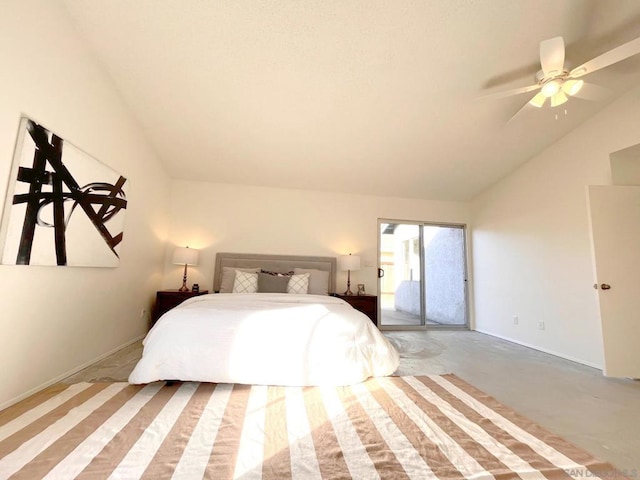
[62,0,640,201]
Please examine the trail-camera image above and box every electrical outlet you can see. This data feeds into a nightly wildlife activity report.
[538,321,545,330]
[513,316,519,325]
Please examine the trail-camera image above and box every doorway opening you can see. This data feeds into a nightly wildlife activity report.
[378,220,468,330]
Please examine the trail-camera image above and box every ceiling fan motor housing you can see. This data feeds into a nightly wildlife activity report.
[535,68,569,84]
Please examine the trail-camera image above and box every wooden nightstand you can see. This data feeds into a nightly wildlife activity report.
[333,294,378,325]
[152,290,209,324]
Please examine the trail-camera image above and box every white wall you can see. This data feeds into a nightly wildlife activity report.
[161,181,470,298]
[610,143,640,186]
[471,85,640,368]
[0,0,170,408]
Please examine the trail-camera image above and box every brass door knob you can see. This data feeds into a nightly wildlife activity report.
[600,283,611,290]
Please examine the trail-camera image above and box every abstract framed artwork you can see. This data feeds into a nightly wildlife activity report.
[0,117,128,267]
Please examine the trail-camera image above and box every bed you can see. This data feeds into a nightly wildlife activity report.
[129,253,399,386]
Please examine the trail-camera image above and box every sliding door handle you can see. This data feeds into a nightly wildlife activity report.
[378,268,385,278]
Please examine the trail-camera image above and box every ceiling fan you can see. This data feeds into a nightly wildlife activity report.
[483,35,640,111]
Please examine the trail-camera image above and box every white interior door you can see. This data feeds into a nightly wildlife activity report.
[587,185,640,378]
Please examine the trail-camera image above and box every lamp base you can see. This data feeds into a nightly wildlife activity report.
[343,270,353,296]
[179,264,190,292]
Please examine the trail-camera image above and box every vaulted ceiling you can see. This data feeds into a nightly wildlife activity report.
[62,0,640,201]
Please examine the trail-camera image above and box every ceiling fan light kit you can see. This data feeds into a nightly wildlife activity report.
[550,90,568,107]
[528,92,546,108]
[562,79,584,96]
[528,76,583,108]
[541,78,561,98]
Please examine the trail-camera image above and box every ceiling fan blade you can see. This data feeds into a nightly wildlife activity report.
[540,36,565,77]
[569,37,640,78]
[479,84,540,100]
[571,82,611,101]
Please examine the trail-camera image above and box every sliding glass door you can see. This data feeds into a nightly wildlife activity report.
[378,220,468,329]
[379,223,424,326]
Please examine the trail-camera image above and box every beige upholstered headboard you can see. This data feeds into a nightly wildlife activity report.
[213,252,337,293]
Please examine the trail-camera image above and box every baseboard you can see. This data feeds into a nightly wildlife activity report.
[1,335,145,411]
[473,328,603,370]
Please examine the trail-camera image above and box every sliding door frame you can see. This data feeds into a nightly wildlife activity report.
[377,218,470,331]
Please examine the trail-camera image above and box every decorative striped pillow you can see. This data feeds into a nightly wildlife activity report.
[260,269,294,277]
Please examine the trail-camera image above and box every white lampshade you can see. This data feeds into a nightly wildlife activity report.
[172,246,199,266]
[338,254,361,271]
[541,79,561,98]
[562,79,584,97]
[550,90,568,107]
[528,91,546,108]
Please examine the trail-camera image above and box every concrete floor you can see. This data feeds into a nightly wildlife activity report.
[63,330,640,472]
[380,308,459,326]
[380,308,423,326]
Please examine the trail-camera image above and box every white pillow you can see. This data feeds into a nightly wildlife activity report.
[287,273,309,294]
[220,267,259,293]
[293,268,329,295]
[233,270,258,293]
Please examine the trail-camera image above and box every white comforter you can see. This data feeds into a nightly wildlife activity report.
[129,293,399,386]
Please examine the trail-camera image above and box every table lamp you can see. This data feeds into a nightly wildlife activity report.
[172,246,199,292]
[338,253,361,296]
